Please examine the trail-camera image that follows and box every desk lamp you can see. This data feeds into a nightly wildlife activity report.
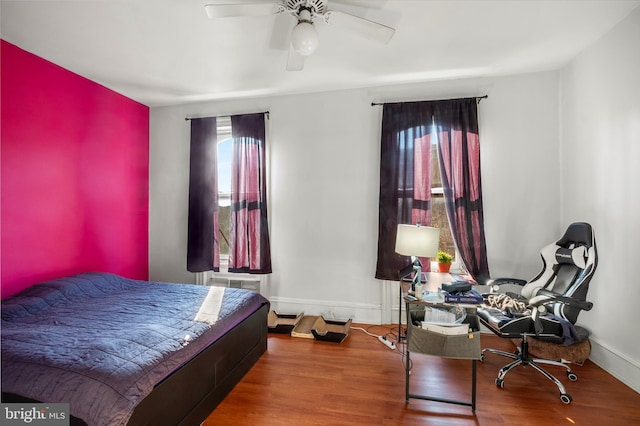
[395,224,440,290]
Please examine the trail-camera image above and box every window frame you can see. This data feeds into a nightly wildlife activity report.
[430,141,460,270]
[216,117,232,268]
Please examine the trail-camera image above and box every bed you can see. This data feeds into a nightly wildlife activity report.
[1,272,269,425]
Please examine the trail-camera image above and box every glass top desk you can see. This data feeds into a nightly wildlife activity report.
[401,272,482,412]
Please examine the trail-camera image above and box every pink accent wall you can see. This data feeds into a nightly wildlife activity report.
[1,40,149,298]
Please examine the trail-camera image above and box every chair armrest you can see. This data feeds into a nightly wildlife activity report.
[529,290,593,311]
[489,278,528,286]
[476,277,527,295]
[528,290,593,335]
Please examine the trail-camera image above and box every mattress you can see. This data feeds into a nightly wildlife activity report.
[1,272,268,426]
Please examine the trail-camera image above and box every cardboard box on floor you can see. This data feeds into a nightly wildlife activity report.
[268,311,351,343]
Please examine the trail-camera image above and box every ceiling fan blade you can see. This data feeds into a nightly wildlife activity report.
[205,3,279,18]
[333,0,389,10]
[269,12,297,51]
[286,44,305,71]
[323,9,395,44]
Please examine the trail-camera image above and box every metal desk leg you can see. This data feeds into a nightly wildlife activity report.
[399,281,403,340]
[405,349,411,404]
[471,359,477,412]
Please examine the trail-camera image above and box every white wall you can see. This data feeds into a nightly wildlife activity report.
[479,72,562,279]
[149,7,640,394]
[560,7,640,391]
[149,71,560,322]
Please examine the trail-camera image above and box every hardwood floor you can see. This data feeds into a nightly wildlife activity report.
[204,324,640,425]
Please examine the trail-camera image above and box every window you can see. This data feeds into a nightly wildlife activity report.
[216,117,232,259]
[376,98,488,281]
[187,112,271,274]
[430,142,456,258]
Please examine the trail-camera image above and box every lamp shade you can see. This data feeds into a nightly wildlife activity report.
[395,224,440,258]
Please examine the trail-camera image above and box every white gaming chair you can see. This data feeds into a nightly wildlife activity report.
[477,222,597,404]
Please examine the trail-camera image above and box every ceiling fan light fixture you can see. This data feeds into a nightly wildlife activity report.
[291,7,318,56]
[291,20,319,56]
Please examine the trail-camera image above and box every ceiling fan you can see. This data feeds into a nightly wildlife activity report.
[205,0,396,71]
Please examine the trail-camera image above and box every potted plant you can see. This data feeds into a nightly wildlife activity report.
[437,250,453,273]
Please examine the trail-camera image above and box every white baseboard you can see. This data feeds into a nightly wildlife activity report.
[589,337,640,393]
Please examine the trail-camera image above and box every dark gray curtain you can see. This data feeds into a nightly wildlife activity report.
[434,98,490,282]
[187,117,219,272]
[228,113,272,274]
[375,101,436,280]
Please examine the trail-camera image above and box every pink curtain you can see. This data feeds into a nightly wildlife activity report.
[412,134,432,225]
[228,113,272,274]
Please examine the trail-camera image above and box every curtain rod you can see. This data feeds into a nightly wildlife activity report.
[371,95,488,107]
[185,111,270,121]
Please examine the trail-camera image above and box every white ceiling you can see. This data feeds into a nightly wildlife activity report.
[2,0,638,107]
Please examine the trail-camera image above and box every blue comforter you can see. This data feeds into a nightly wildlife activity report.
[1,272,268,425]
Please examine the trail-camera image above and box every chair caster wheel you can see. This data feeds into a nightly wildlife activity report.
[567,371,578,381]
[495,378,505,389]
[560,393,572,404]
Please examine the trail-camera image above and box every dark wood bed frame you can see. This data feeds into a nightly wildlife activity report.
[3,302,269,426]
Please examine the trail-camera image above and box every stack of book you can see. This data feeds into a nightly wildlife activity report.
[443,288,483,304]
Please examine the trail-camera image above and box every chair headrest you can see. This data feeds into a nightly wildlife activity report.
[555,246,588,269]
[557,222,593,247]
